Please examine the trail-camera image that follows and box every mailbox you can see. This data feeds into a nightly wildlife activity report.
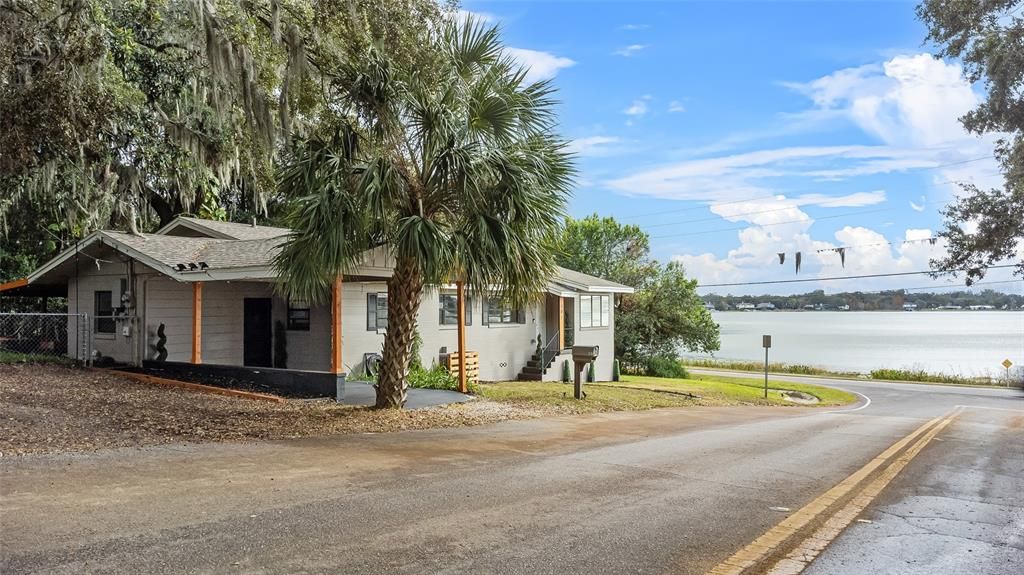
[571,345,600,399]
[572,345,600,363]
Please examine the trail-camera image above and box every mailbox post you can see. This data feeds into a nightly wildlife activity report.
[572,345,600,399]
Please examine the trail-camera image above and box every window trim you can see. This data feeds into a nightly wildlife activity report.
[439,293,472,327]
[367,292,388,332]
[286,297,311,331]
[483,297,526,326]
[579,294,611,329]
[94,290,115,334]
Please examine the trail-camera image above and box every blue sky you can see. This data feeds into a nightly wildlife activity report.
[464,0,1021,295]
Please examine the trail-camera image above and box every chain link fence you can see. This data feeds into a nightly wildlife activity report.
[0,313,90,363]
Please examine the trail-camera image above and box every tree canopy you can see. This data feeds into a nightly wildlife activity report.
[917,0,1024,283]
[0,0,450,235]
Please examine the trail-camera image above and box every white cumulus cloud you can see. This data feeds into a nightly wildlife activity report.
[505,48,575,83]
[623,96,651,117]
[566,136,623,157]
[615,44,647,57]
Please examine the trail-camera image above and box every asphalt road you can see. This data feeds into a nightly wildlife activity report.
[1,374,1021,574]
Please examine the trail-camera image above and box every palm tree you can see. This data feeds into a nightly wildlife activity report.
[273,17,574,408]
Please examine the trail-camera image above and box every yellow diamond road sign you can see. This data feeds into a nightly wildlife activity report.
[1003,359,1014,370]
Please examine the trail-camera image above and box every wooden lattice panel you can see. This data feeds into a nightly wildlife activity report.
[445,351,480,382]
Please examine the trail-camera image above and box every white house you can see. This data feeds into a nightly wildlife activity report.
[1,217,632,388]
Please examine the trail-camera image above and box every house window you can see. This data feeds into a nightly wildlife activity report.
[439,293,472,326]
[580,295,610,328]
[287,298,310,331]
[367,293,388,331]
[484,297,525,325]
[94,291,115,333]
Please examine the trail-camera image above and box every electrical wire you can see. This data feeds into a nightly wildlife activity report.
[695,264,1020,288]
[815,236,941,253]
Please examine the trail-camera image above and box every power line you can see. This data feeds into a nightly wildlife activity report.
[695,264,1020,288]
[815,236,941,253]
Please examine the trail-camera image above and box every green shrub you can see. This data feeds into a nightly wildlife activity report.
[586,362,595,382]
[561,359,570,382]
[409,330,423,371]
[612,358,621,382]
[680,358,859,378]
[644,356,689,379]
[407,364,479,394]
[869,368,972,385]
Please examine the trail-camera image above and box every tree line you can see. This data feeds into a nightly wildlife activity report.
[703,289,1024,312]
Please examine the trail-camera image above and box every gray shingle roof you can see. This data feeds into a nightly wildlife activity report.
[197,236,287,269]
[173,216,290,240]
[102,232,229,269]
[98,218,631,293]
[102,231,285,271]
[553,266,634,293]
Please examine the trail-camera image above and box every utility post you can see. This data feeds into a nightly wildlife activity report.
[762,334,772,399]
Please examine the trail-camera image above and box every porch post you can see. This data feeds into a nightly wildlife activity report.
[456,280,467,394]
[330,275,343,374]
[191,282,202,364]
[558,296,565,350]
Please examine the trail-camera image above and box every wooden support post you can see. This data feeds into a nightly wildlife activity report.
[456,280,467,394]
[191,282,203,364]
[558,296,565,350]
[330,275,344,374]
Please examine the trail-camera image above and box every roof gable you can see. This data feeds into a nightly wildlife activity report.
[155,216,290,241]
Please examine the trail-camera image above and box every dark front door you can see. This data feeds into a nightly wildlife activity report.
[243,298,273,367]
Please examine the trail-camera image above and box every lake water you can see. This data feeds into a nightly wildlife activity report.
[684,311,1024,376]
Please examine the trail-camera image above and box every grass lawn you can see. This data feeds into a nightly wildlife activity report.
[477,381,703,414]
[0,350,70,364]
[619,373,858,406]
[479,373,858,411]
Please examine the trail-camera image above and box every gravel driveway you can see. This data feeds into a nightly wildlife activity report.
[0,364,536,456]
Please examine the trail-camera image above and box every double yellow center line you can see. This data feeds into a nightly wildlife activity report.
[706,407,963,575]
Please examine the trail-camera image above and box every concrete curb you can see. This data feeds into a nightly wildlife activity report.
[97,368,288,403]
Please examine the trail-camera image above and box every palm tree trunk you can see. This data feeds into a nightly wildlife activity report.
[376,256,424,408]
